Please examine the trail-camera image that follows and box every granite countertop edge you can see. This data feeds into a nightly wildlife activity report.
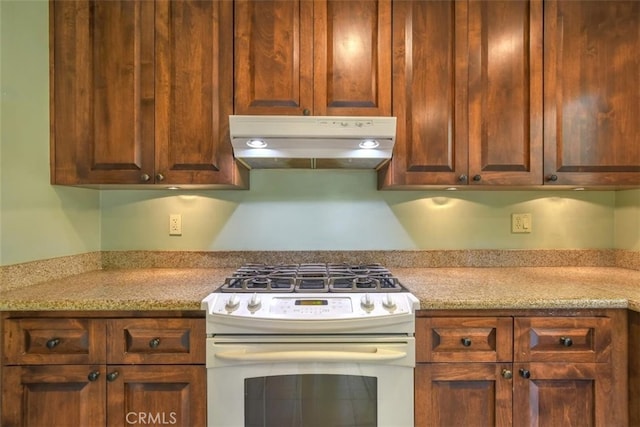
[1,266,639,313]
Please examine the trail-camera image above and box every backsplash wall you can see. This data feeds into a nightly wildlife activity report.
[100,170,620,251]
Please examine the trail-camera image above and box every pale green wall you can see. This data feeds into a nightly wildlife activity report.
[0,0,638,267]
[100,170,617,251]
[615,189,640,251]
[0,0,100,267]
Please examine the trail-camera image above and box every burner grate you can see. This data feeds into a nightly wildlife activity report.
[218,263,405,293]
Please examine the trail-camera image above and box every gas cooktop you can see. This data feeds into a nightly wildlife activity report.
[218,263,406,293]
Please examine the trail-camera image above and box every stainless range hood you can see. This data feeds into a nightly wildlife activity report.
[229,115,396,169]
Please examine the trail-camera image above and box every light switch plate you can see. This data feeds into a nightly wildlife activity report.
[512,213,532,233]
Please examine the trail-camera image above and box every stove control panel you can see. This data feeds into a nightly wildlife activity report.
[206,292,416,320]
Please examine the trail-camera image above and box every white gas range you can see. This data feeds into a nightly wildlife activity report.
[201,263,419,427]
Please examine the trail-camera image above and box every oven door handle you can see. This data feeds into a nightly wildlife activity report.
[215,348,407,362]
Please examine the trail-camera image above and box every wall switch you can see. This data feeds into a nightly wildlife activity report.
[511,213,532,233]
[169,214,182,236]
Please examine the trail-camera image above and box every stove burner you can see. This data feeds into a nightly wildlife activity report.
[219,263,405,293]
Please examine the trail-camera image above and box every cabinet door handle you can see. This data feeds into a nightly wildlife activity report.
[547,174,558,182]
[155,173,165,182]
[458,174,468,183]
[46,338,61,349]
[302,108,311,116]
[460,337,472,347]
[501,369,513,379]
[107,371,120,382]
[559,336,573,347]
[140,173,151,182]
[472,174,482,182]
[519,368,531,379]
[87,371,100,382]
[149,338,161,349]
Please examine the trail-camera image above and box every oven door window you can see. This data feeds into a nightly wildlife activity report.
[245,374,377,427]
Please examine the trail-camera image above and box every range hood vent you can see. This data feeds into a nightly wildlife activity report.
[229,115,396,169]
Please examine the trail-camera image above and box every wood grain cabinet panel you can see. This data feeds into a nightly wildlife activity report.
[50,0,248,188]
[234,0,391,117]
[2,365,107,427]
[415,310,627,427]
[416,363,513,427]
[514,316,611,363]
[106,365,206,427]
[1,313,206,426]
[3,318,106,365]
[379,0,542,188]
[544,0,640,186]
[107,318,205,364]
[417,317,513,363]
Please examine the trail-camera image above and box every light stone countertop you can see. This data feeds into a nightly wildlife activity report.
[1,266,639,312]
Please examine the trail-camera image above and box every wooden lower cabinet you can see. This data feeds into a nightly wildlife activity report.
[415,309,627,427]
[1,311,206,427]
[416,363,513,427]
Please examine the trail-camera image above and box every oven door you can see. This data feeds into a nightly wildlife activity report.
[206,335,415,427]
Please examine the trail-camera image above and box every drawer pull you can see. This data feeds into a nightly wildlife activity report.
[559,337,573,347]
[149,338,161,349]
[46,338,61,349]
[87,371,100,382]
[107,371,119,382]
[519,368,531,379]
[460,337,472,347]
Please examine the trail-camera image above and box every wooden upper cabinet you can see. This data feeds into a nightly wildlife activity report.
[155,0,247,187]
[544,0,640,186]
[50,0,248,188]
[379,0,542,188]
[379,0,467,187]
[234,0,391,116]
[51,0,155,185]
[467,0,542,186]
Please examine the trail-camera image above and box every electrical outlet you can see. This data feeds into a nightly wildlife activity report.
[169,214,182,236]
[512,213,532,233]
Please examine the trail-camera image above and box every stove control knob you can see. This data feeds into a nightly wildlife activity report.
[225,294,240,312]
[247,293,262,312]
[382,294,397,312]
[361,294,375,312]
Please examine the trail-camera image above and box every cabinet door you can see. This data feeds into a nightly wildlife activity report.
[50,0,155,185]
[416,363,513,427]
[544,0,640,186]
[513,362,615,426]
[467,0,543,185]
[234,0,314,115]
[155,0,248,187]
[313,0,392,116]
[106,365,206,427]
[2,365,106,426]
[379,0,468,188]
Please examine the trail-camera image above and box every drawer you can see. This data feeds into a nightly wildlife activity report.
[107,318,205,364]
[2,318,106,365]
[514,317,611,363]
[416,317,513,363]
